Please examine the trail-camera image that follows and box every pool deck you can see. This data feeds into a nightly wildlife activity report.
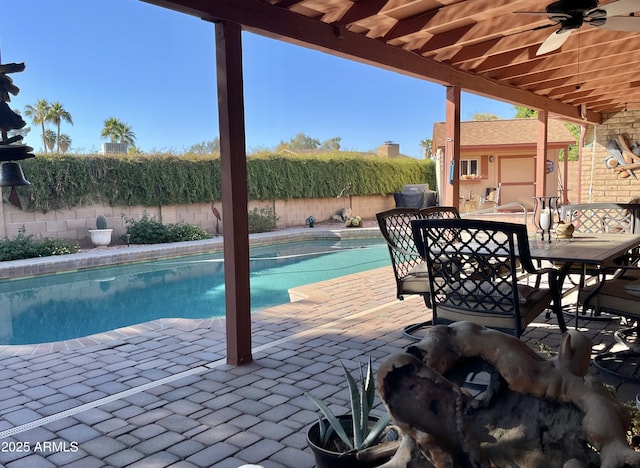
[0,234,639,466]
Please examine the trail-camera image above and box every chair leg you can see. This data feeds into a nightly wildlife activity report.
[402,294,433,342]
[551,289,567,333]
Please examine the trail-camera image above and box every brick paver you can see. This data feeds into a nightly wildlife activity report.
[0,249,636,467]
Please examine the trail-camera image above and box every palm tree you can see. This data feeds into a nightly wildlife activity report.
[58,134,71,153]
[47,102,73,152]
[44,129,56,152]
[100,117,120,142]
[114,122,136,146]
[101,117,136,146]
[23,99,51,153]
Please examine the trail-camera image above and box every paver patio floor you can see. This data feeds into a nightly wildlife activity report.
[0,263,637,467]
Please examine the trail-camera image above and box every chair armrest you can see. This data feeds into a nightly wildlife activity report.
[533,267,558,276]
[387,245,422,259]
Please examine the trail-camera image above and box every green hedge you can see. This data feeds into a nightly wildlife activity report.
[16,153,434,212]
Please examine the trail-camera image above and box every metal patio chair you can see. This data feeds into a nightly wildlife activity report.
[411,218,566,337]
[580,265,640,382]
[561,203,640,316]
[376,206,460,339]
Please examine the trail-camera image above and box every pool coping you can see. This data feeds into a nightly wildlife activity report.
[0,226,382,280]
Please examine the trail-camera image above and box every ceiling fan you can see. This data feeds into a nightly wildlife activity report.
[516,0,640,55]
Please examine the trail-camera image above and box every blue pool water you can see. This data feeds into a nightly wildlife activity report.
[0,238,389,345]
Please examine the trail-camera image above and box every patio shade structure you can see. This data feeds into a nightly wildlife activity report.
[142,0,640,364]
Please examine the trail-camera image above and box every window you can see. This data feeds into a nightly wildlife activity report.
[460,159,478,179]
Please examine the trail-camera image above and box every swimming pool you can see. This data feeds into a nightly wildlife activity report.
[0,238,390,345]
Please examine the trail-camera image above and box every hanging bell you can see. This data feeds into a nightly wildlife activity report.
[0,161,30,187]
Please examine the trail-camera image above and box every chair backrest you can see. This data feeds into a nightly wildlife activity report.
[560,203,639,234]
[410,218,536,332]
[376,207,460,299]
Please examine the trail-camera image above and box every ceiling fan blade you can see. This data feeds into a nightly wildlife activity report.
[514,11,565,16]
[514,11,572,22]
[597,0,640,17]
[537,29,573,55]
[599,16,640,31]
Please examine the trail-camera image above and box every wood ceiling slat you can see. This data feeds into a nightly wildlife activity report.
[545,69,640,99]
[473,29,639,74]
[268,0,305,7]
[384,10,438,41]
[521,63,640,96]
[446,27,552,66]
[507,50,640,87]
[574,92,640,111]
[335,0,389,24]
[417,23,476,54]
[418,14,547,55]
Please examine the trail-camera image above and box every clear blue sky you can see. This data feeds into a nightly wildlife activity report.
[1,0,518,158]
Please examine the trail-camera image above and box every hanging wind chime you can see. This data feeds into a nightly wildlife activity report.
[0,57,34,209]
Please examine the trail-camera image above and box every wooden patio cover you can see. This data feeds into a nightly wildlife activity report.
[142,0,640,364]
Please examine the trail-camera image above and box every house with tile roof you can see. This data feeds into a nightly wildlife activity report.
[432,119,575,210]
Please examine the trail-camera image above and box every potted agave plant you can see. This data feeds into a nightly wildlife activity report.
[88,214,113,247]
[306,358,397,468]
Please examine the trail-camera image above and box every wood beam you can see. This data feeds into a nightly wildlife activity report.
[215,21,252,366]
[142,0,601,123]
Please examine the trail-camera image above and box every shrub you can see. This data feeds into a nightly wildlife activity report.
[122,212,210,244]
[248,206,278,233]
[39,238,80,256]
[122,212,172,244]
[168,223,210,242]
[17,153,434,212]
[0,228,79,261]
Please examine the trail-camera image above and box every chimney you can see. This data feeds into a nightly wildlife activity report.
[378,141,400,158]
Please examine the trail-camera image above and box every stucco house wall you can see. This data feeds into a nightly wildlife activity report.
[432,119,574,210]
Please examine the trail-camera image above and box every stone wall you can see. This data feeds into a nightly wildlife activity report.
[579,109,640,203]
[0,194,395,247]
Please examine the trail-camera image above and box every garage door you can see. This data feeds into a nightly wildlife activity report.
[499,156,535,207]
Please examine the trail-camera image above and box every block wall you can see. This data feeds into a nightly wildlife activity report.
[579,109,640,203]
[0,195,395,247]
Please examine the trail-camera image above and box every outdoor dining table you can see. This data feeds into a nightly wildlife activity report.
[526,232,640,326]
[527,232,640,267]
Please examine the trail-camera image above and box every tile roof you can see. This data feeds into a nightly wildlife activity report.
[432,119,576,149]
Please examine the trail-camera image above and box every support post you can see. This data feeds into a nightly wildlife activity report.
[444,86,461,209]
[536,111,548,197]
[216,21,252,365]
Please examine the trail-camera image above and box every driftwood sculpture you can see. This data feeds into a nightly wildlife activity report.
[606,134,640,179]
[377,322,640,468]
